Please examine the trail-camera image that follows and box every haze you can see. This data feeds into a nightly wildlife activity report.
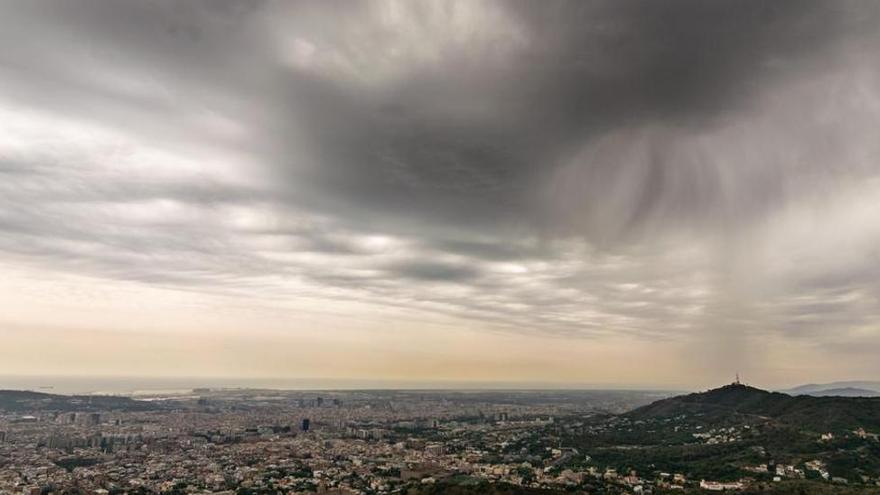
[2,0,880,390]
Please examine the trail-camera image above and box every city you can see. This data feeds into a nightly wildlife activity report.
[0,389,662,494]
[2,385,879,494]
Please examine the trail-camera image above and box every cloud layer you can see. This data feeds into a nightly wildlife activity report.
[2,0,880,384]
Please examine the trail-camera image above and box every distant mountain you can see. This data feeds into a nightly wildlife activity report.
[0,389,160,412]
[804,387,880,397]
[780,381,880,396]
[628,383,880,431]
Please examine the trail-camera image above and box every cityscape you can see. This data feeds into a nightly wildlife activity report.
[0,388,666,494]
[2,383,880,494]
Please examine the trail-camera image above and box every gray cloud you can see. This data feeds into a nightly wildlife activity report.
[265,0,871,236]
[1,0,880,371]
[385,260,482,283]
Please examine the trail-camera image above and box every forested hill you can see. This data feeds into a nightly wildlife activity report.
[627,383,880,431]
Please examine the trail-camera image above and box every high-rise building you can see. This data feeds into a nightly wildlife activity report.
[301,418,310,432]
[73,412,100,426]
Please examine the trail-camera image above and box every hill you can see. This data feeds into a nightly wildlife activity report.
[805,387,880,397]
[782,381,880,396]
[0,389,160,412]
[628,383,880,432]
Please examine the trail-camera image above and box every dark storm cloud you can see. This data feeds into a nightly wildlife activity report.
[1,0,880,352]
[270,0,871,240]
[1,0,872,238]
[508,0,846,121]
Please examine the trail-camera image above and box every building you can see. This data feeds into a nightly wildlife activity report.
[700,480,744,491]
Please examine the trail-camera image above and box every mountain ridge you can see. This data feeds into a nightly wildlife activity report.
[780,381,880,397]
[803,387,880,397]
[627,382,880,431]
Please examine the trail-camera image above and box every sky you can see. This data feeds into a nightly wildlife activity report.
[1,0,880,390]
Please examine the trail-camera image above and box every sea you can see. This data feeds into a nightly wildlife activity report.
[0,375,665,396]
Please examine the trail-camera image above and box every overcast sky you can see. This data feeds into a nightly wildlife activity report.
[1,0,879,389]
